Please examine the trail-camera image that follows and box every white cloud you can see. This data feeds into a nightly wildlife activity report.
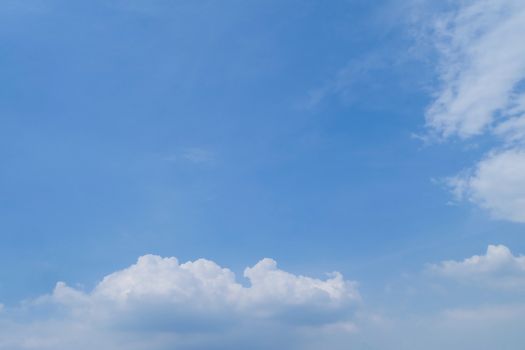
[3,251,525,350]
[429,244,525,290]
[448,149,525,222]
[0,255,359,350]
[426,0,525,139]
[423,0,525,223]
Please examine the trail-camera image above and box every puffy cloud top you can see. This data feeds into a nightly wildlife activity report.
[47,255,359,332]
[85,254,359,308]
[430,245,525,290]
[448,149,525,222]
[93,255,242,304]
[0,255,360,349]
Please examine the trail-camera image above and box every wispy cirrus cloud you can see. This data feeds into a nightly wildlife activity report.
[162,147,216,165]
[426,0,525,139]
[180,147,216,165]
[423,0,525,222]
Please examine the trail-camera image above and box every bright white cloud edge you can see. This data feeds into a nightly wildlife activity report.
[1,247,525,349]
[429,244,525,290]
[0,255,360,350]
[426,0,525,139]
[424,0,525,223]
[447,148,525,222]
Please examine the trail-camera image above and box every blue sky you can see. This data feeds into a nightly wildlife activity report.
[1,0,525,349]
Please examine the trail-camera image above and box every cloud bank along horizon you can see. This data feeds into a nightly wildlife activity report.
[2,244,525,349]
[0,255,360,349]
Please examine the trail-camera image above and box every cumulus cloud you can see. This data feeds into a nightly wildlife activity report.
[3,251,525,350]
[429,244,525,290]
[447,149,525,222]
[0,255,359,350]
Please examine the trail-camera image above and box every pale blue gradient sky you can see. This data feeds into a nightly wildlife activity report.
[1,1,525,349]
